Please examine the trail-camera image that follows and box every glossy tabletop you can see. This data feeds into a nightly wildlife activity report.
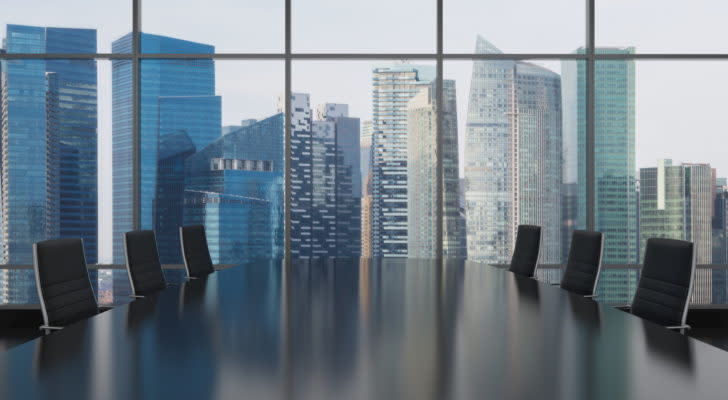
[1,259,727,400]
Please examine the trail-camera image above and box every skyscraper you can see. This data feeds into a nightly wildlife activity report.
[712,177,728,303]
[279,96,361,258]
[184,114,284,263]
[278,93,312,257]
[314,104,361,258]
[464,37,562,264]
[1,25,98,263]
[360,120,372,194]
[360,120,373,257]
[371,64,435,257]
[563,47,637,303]
[112,33,220,263]
[407,80,464,258]
[639,160,713,303]
[571,47,637,264]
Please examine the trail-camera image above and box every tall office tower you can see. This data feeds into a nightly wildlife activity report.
[360,120,373,256]
[360,120,372,193]
[1,25,98,264]
[371,64,435,257]
[313,104,361,258]
[184,114,284,263]
[713,178,728,264]
[562,47,637,302]
[112,33,221,264]
[277,93,313,257]
[464,37,562,264]
[361,171,373,257]
[639,160,713,303]
[712,178,728,303]
[406,80,465,258]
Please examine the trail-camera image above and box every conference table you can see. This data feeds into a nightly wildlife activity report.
[1,258,727,399]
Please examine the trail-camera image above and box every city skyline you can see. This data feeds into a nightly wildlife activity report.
[4,21,728,268]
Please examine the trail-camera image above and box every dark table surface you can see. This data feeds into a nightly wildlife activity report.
[1,258,727,400]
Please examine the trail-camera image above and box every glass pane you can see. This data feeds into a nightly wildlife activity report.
[142,0,283,53]
[292,1,435,53]
[118,60,283,265]
[446,57,585,267]
[596,0,728,53]
[0,2,130,53]
[630,61,728,305]
[0,59,109,265]
[445,0,584,53]
[291,61,446,258]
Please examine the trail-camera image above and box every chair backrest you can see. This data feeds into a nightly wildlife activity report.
[560,230,604,296]
[631,238,696,327]
[180,225,215,278]
[124,230,167,296]
[508,225,542,278]
[33,238,97,327]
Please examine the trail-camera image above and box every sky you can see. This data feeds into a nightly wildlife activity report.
[2,0,728,262]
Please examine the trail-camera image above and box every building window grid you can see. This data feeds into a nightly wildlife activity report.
[0,0,725,267]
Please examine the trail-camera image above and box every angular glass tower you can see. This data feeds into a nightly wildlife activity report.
[371,64,434,257]
[184,114,284,263]
[464,37,562,264]
[1,25,97,264]
[407,80,465,258]
[112,33,220,263]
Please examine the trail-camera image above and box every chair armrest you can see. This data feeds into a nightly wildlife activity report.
[39,325,63,331]
[615,305,631,311]
[583,294,598,299]
[666,324,691,330]
[98,306,113,312]
[129,294,145,299]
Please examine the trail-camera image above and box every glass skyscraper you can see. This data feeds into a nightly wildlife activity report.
[1,25,97,264]
[640,160,713,303]
[564,47,637,302]
[112,33,220,263]
[313,104,361,258]
[371,65,435,257]
[407,80,465,258]
[279,96,362,258]
[184,114,284,263]
[464,37,562,264]
[278,93,313,257]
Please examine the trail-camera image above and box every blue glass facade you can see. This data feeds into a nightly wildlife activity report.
[112,33,219,263]
[1,25,97,264]
[184,114,284,263]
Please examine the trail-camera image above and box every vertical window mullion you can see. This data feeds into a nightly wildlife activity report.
[586,0,596,231]
[436,0,444,260]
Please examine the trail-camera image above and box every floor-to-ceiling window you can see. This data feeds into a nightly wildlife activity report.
[1,0,727,306]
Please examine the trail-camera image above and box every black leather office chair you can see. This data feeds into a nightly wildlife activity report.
[33,238,99,331]
[559,230,603,297]
[180,225,215,279]
[124,230,168,297]
[630,238,695,330]
[508,225,541,278]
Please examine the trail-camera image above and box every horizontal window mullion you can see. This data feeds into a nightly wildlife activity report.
[3,53,728,60]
